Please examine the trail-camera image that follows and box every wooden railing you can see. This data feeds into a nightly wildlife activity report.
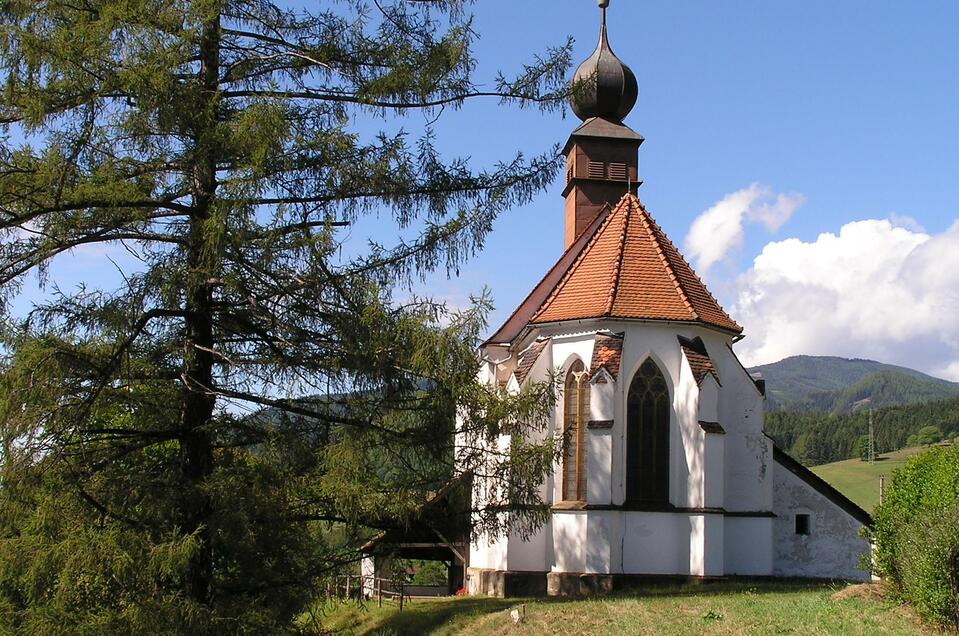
[331,574,407,610]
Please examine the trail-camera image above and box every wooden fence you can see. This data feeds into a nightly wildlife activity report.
[330,574,408,610]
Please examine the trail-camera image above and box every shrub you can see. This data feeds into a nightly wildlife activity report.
[873,446,959,627]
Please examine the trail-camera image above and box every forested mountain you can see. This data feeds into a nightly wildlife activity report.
[764,397,959,466]
[749,356,959,412]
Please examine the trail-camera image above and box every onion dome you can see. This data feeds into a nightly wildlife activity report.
[569,1,638,123]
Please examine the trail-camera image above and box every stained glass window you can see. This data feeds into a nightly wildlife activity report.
[562,360,590,501]
[626,358,670,503]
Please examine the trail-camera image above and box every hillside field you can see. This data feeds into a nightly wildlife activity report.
[811,446,928,512]
[309,582,928,635]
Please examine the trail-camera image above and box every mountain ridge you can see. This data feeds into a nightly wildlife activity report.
[747,355,959,412]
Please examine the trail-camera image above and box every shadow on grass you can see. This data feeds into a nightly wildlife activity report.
[321,580,854,634]
[340,597,513,636]
[600,578,846,600]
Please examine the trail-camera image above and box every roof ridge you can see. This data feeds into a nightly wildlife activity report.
[521,194,742,335]
[634,202,699,320]
[644,211,741,329]
[605,196,632,315]
[531,198,625,322]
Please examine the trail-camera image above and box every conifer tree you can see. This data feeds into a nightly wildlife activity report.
[0,1,571,631]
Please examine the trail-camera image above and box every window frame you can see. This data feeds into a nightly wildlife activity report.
[561,359,590,502]
[625,357,671,505]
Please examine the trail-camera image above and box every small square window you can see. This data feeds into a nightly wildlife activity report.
[795,513,810,535]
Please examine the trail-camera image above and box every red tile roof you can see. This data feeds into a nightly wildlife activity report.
[484,208,612,346]
[530,194,742,334]
[514,339,550,385]
[679,336,720,386]
[591,333,623,380]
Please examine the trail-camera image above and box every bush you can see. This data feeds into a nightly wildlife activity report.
[873,446,959,627]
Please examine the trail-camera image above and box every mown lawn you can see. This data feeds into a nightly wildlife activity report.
[306,581,931,635]
[811,446,928,512]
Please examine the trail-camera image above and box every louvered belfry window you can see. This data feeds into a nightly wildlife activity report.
[587,160,606,180]
[562,360,590,502]
[626,358,670,503]
[608,162,628,181]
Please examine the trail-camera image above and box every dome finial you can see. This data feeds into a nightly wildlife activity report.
[569,0,638,123]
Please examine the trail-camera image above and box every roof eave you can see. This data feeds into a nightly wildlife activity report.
[773,446,873,527]
[481,205,613,348]
[530,315,743,337]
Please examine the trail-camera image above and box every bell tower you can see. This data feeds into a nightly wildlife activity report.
[562,0,644,249]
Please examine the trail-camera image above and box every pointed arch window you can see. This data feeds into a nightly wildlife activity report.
[562,360,590,502]
[626,358,670,504]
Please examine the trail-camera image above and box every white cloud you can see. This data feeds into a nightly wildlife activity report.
[684,183,805,274]
[938,361,959,382]
[888,213,926,233]
[732,218,959,380]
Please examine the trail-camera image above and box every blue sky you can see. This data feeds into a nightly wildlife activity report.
[13,1,959,379]
[414,0,959,379]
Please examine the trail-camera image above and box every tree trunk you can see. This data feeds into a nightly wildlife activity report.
[180,10,221,606]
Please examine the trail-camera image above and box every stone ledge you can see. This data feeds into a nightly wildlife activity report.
[587,419,614,429]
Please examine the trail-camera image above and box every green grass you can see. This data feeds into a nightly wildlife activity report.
[811,446,929,512]
[308,581,931,635]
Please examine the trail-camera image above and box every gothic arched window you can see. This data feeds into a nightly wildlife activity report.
[562,359,590,502]
[626,358,670,504]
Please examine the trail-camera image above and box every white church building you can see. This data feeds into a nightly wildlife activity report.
[464,1,871,596]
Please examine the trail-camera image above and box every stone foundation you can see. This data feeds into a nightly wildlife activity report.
[466,568,547,597]
[468,569,732,597]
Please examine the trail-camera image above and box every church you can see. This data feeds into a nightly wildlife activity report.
[464,0,872,596]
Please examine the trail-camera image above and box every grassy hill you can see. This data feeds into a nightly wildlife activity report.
[764,397,959,466]
[810,446,929,512]
[313,581,925,635]
[749,356,959,412]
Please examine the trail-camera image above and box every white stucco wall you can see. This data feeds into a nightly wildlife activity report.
[689,515,705,576]
[709,334,772,514]
[772,459,871,581]
[585,511,613,573]
[552,511,588,572]
[518,323,761,518]
[590,369,615,421]
[704,433,725,509]
[547,510,730,576]
[702,514,725,576]
[621,511,692,574]
[507,521,550,572]
[698,375,719,422]
[587,429,612,505]
[724,517,774,575]
[361,555,375,581]
[469,322,862,584]
[469,516,509,571]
